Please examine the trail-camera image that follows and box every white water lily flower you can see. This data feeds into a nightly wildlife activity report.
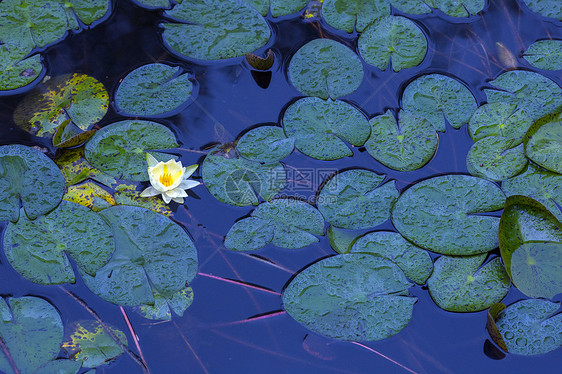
[140,153,200,204]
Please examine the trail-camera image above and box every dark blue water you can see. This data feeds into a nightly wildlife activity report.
[1,1,561,373]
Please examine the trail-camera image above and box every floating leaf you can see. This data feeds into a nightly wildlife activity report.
[486,302,508,353]
[114,188,173,217]
[202,148,286,206]
[35,359,81,374]
[283,97,370,160]
[524,111,562,174]
[246,49,275,70]
[288,39,364,99]
[236,126,295,163]
[520,0,562,21]
[225,199,324,250]
[63,181,115,212]
[402,74,477,132]
[523,39,562,70]
[84,120,178,181]
[134,287,194,320]
[358,16,427,72]
[501,164,562,221]
[13,73,108,137]
[321,0,390,33]
[317,169,398,229]
[3,201,114,285]
[245,0,308,17]
[391,0,432,14]
[52,119,97,148]
[327,226,360,254]
[0,297,63,374]
[0,45,44,92]
[484,70,562,121]
[0,144,65,222]
[466,136,527,181]
[494,299,562,355]
[283,254,416,341]
[55,147,117,187]
[511,242,562,299]
[115,63,196,117]
[351,231,433,285]
[64,0,111,26]
[81,206,198,306]
[62,320,126,368]
[392,175,506,255]
[427,255,510,312]
[162,0,271,61]
[468,102,533,142]
[425,0,486,17]
[132,0,172,9]
[365,110,438,171]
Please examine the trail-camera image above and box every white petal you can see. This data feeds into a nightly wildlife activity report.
[179,179,200,190]
[140,186,160,197]
[166,188,187,198]
[184,164,198,178]
[162,192,172,204]
[172,196,184,204]
[146,153,160,167]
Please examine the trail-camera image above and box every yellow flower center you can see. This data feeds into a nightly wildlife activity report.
[159,164,176,187]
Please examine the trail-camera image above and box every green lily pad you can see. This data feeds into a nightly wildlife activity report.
[282,253,416,341]
[390,0,432,14]
[0,297,63,374]
[523,39,562,70]
[401,74,477,132]
[0,144,66,222]
[132,0,172,9]
[524,111,562,174]
[134,287,194,320]
[245,0,309,16]
[55,147,117,188]
[225,199,324,250]
[64,0,110,26]
[466,136,527,181]
[282,97,370,160]
[202,148,286,206]
[288,39,364,99]
[351,231,433,285]
[392,174,506,255]
[13,73,109,137]
[317,169,399,229]
[425,0,486,17]
[115,63,196,117]
[236,126,295,163]
[35,360,81,374]
[3,201,114,285]
[84,120,179,181]
[494,299,562,355]
[81,205,198,306]
[501,164,562,221]
[327,225,360,254]
[0,45,44,92]
[358,16,427,72]
[52,119,97,148]
[468,102,534,142]
[365,110,438,171]
[321,0,390,33]
[161,0,271,61]
[427,255,510,312]
[63,320,126,368]
[520,0,562,21]
[484,70,562,121]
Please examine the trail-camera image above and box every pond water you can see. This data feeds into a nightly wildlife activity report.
[0,0,561,373]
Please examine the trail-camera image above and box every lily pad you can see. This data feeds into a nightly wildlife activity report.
[245,0,309,17]
[161,0,271,61]
[427,255,510,312]
[0,297,63,374]
[494,299,562,355]
[282,253,416,341]
[62,320,126,368]
[225,199,324,250]
[523,39,562,70]
[520,0,562,21]
[327,225,360,254]
[401,74,477,132]
[3,201,114,285]
[0,45,44,92]
[236,126,295,163]
[52,119,97,148]
[132,0,172,9]
[392,174,506,255]
[288,39,364,99]
[134,287,194,320]
[317,169,399,229]
[425,0,486,17]
[81,205,198,306]
[84,120,179,181]
[283,97,370,160]
[35,360,81,374]
[468,102,534,142]
[391,0,432,14]
[351,231,433,285]
[321,0,390,33]
[202,148,286,206]
[365,109,438,172]
[115,63,196,117]
[0,144,66,222]
[524,111,562,174]
[466,136,527,181]
[358,16,427,72]
[484,70,562,121]
[55,147,117,188]
[63,181,115,212]
[501,164,562,221]
[13,73,109,137]
[64,0,111,26]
